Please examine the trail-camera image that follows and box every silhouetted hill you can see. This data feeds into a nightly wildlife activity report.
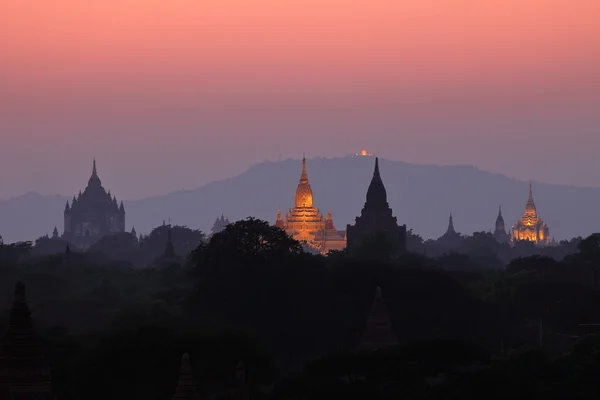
[2,156,599,243]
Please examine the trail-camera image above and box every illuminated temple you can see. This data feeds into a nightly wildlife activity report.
[511,183,550,245]
[275,157,346,254]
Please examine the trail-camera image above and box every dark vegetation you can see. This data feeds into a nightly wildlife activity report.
[2,224,600,398]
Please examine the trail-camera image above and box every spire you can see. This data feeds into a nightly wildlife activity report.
[447,213,456,234]
[524,182,537,217]
[325,208,334,229]
[300,155,308,184]
[365,157,388,207]
[275,209,284,229]
[495,205,506,230]
[529,181,533,199]
[358,286,397,351]
[88,159,101,187]
[64,200,70,211]
[0,282,52,395]
[131,226,137,236]
[294,156,314,208]
[52,226,59,239]
[171,353,199,400]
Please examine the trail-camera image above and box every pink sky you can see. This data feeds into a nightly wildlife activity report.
[1,0,599,199]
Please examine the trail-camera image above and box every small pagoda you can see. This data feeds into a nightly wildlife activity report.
[0,282,52,399]
[358,286,398,351]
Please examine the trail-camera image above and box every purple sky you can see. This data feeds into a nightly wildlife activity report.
[1,0,599,199]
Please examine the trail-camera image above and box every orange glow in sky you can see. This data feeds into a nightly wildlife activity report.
[2,0,599,91]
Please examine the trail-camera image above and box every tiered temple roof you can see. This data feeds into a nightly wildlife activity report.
[63,159,126,249]
[277,157,346,253]
[346,158,407,255]
[511,183,550,244]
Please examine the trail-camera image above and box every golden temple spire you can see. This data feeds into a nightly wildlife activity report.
[524,181,537,217]
[295,156,314,208]
[299,155,308,184]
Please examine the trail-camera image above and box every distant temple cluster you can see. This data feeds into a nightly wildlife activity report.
[52,152,553,253]
[441,182,552,245]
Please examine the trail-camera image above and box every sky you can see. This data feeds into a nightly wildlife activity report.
[1,0,599,199]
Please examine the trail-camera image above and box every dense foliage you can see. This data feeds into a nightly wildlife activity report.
[1,220,600,398]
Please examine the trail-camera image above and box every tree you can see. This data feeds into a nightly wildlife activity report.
[406,229,425,254]
[87,232,140,266]
[139,225,206,265]
[0,239,33,266]
[31,235,74,257]
[577,233,600,289]
[193,217,301,267]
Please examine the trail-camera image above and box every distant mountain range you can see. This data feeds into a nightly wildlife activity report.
[1,156,599,243]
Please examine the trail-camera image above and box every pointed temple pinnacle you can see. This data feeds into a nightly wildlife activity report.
[527,182,536,206]
[300,156,308,182]
[374,157,380,177]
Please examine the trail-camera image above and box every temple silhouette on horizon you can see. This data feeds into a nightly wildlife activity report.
[62,160,126,250]
[346,157,407,256]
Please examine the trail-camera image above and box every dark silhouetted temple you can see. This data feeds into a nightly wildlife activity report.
[346,158,407,255]
[0,283,52,400]
[63,160,126,249]
[358,287,397,351]
[493,206,510,243]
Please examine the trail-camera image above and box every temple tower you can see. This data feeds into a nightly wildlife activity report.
[153,228,182,267]
[63,159,125,249]
[346,158,407,256]
[493,206,510,243]
[358,287,397,351]
[445,214,457,235]
[171,353,199,400]
[437,213,462,250]
[511,183,550,245]
[0,282,52,400]
[276,157,346,253]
